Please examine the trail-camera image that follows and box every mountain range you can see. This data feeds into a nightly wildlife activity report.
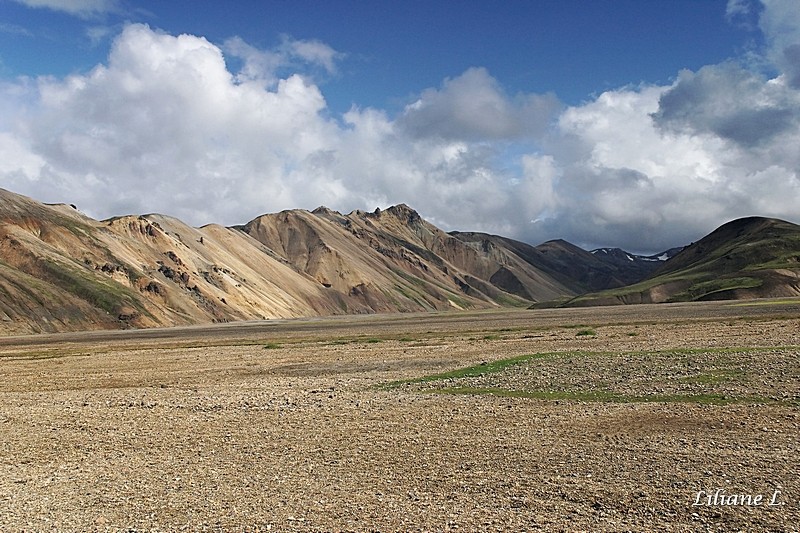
[566,215,800,306]
[0,187,798,334]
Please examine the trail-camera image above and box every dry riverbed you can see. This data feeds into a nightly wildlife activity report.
[0,300,798,531]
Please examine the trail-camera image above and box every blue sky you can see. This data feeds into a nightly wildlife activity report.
[1,1,753,110]
[0,0,798,253]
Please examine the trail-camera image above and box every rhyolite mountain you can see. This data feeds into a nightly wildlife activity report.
[0,188,664,334]
[0,187,796,334]
[564,216,800,306]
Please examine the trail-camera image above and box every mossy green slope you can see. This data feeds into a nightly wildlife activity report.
[564,217,800,306]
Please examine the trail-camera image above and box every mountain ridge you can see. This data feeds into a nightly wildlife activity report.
[0,188,574,334]
[2,187,797,335]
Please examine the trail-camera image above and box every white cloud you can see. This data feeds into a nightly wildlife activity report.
[1,5,799,254]
[399,67,560,141]
[4,24,344,222]
[287,37,340,74]
[0,132,46,178]
[759,0,800,87]
[726,0,752,20]
[653,63,800,147]
[526,69,800,251]
[0,24,548,239]
[0,22,34,37]
[86,25,113,46]
[223,34,341,87]
[13,0,119,18]
[726,0,759,30]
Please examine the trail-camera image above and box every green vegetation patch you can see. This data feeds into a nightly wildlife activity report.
[748,254,800,270]
[380,346,800,406]
[39,258,146,317]
[379,352,555,389]
[430,386,753,405]
[677,277,763,301]
[492,292,533,308]
[679,368,744,385]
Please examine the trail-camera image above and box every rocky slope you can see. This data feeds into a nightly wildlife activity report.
[0,190,582,334]
[451,232,678,294]
[242,205,573,311]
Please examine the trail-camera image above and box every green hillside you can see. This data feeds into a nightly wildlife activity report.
[564,217,800,306]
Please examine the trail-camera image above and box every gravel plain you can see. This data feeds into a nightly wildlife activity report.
[0,300,798,531]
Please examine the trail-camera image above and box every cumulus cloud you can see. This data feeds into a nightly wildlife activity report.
[652,62,800,147]
[2,1,800,254]
[0,23,549,237]
[12,0,119,18]
[3,24,345,223]
[398,67,560,141]
[525,85,731,251]
[508,0,800,251]
[530,80,800,250]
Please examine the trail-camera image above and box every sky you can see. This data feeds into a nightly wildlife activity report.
[0,0,798,254]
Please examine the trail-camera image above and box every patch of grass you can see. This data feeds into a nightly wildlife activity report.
[263,343,282,349]
[492,292,532,307]
[482,334,500,341]
[431,386,771,405]
[445,293,471,310]
[678,277,763,301]
[380,345,800,405]
[393,283,429,308]
[575,329,596,337]
[679,368,744,384]
[745,253,800,271]
[627,332,639,337]
[391,268,470,309]
[326,339,352,346]
[39,258,147,317]
[379,352,550,390]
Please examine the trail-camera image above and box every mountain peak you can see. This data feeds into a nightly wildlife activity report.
[311,206,340,216]
[385,203,421,222]
[708,216,786,239]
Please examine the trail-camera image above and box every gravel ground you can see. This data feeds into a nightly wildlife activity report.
[0,301,798,531]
